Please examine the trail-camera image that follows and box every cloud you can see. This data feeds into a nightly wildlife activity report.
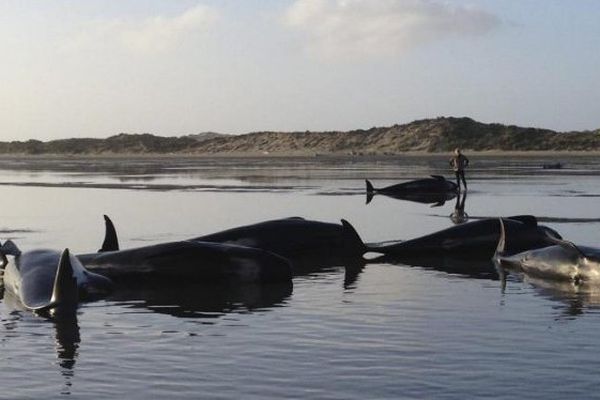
[283,0,501,57]
[62,4,218,55]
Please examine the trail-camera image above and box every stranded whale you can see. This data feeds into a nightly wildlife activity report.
[1,241,113,317]
[343,215,562,258]
[97,215,366,264]
[366,176,457,205]
[494,218,600,282]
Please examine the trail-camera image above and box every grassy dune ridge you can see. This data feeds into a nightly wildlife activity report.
[1,117,599,155]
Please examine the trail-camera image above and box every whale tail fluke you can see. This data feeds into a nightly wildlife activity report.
[44,249,79,317]
[341,219,367,257]
[366,180,375,204]
[99,215,119,252]
[366,180,375,194]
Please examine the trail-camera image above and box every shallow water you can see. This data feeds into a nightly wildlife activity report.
[1,155,600,399]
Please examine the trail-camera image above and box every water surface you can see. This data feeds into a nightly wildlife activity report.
[0,155,599,399]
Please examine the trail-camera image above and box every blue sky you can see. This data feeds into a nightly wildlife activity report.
[0,0,598,140]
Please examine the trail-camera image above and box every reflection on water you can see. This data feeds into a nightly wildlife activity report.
[450,191,469,224]
[53,316,80,395]
[2,291,81,395]
[376,253,500,280]
[107,281,293,319]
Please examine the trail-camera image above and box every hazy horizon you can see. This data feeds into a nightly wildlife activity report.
[1,0,599,141]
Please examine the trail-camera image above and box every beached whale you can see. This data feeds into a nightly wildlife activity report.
[494,218,600,282]
[1,241,113,317]
[78,239,293,283]
[97,215,365,263]
[345,215,562,258]
[366,176,457,205]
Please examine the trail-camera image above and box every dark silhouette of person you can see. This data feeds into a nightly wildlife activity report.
[449,148,469,191]
[450,191,468,224]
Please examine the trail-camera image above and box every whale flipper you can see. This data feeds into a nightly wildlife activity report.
[430,175,445,181]
[495,218,507,257]
[99,215,119,252]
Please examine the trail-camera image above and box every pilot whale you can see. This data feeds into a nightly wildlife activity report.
[97,215,365,261]
[78,236,293,283]
[366,176,457,205]
[344,215,562,258]
[494,218,600,282]
[1,241,113,317]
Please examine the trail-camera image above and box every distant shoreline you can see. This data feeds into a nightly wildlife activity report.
[0,150,598,159]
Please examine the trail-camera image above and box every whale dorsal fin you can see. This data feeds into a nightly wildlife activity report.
[430,175,445,181]
[507,215,538,227]
[341,219,367,257]
[99,215,119,252]
[47,249,79,310]
[544,234,586,258]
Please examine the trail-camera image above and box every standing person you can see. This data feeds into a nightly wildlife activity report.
[449,148,469,191]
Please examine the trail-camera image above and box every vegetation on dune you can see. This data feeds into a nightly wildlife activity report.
[1,117,599,155]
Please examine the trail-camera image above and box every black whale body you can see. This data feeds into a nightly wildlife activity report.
[366,176,458,205]
[192,217,365,261]
[2,246,113,317]
[78,240,293,283]
[93,215,365,275]
[352,215,562,258]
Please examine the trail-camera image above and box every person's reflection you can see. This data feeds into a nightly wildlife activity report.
[450,191,468,224]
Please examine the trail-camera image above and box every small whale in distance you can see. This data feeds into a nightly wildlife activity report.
[1,241,113,318]
[365,176,457,205]
[494,218,600,282]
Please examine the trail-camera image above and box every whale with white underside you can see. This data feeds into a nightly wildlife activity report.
[494,218,600,282]
[1,241,113,317]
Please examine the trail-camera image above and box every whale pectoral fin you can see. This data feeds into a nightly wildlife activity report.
[430,200,445,208]
[99,215,119,252]
[507,215,538,227]
[430,175,445,181]
[495,218,507,257]
[544,235,586,258]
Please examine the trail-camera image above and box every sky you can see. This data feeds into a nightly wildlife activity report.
[0,0,599,140]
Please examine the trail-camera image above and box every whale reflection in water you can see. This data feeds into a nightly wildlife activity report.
[106,281,293,319]
[2,291,81,395]
[373,253,501,280]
